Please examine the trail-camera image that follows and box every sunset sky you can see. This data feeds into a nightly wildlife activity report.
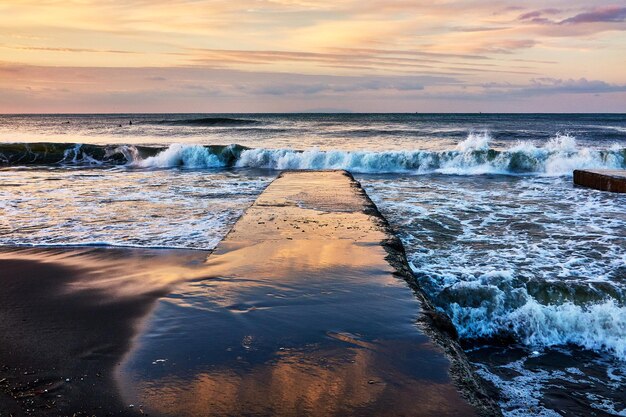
[1,0,625,113]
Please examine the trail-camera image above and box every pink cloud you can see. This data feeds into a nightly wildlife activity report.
[560,6,626,24]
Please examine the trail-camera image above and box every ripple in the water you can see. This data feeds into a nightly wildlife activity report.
[0,168,274,250]
[359,173,626,417]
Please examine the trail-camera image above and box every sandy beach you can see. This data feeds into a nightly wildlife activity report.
[0,247,211,416]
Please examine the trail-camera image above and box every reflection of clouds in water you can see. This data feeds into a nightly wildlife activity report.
[0,247,211,298]
[118,172,478,416]
[129,341,462,417]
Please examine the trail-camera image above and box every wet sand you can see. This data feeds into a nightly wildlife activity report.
[0,247,211,416]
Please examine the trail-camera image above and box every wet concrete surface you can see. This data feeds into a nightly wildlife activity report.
[117,171,483,416]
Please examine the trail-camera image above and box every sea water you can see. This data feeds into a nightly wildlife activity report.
[1,113,624,416]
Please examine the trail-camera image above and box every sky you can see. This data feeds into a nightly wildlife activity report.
[0,0,625,113]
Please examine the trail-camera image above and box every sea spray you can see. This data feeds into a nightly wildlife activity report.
[233,133,624,175]
[136,144,225,169]
[443,278,626,359]
[1,133,624,175]
[361,172,626,363]
[456,130,492,152]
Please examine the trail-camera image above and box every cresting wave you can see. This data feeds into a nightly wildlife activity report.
[362,173,626,363]
[1,133,624,175]
[437,271,626,360]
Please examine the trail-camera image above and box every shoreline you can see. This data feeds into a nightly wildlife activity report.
[0,247,210,416]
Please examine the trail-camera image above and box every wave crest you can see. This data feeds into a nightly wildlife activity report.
[1,133,624,175]
[232,133,624,175]
[438,271,626,359]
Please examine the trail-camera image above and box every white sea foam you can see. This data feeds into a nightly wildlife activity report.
[456,130,491,152]
[126,133,624,175]
[361,173,626,362]
[448,285,626,359]
[475,355,626,417]
[0,168,271,250]
[474,359,563,417]
[136,143,225,168]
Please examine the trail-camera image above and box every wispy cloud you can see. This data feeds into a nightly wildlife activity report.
[0,44,139,54]
[519,9,562,21]
[473,40,538,54]
[527,77,626,94]
[515,5,626,36]
[560,6,626,24]
[0,0,624,111]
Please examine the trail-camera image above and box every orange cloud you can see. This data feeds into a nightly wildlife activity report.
[0,0,624,111]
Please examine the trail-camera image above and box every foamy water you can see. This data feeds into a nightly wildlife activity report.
[1,132,624,175]
[1,113,625,416]
[0,168,272,249]
[359,173,626,416]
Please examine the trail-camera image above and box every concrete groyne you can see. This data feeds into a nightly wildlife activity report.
[574,169,626,193]
[120,170,500,416]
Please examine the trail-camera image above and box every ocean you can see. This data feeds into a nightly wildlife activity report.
[1,113,625,416]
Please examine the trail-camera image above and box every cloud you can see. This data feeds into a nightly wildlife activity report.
[1,64,624,112]
[0,62,460,112]
[248,79,426,96]
[189,47,521,77]
[473,77,626,98]
[189,47,540,77]
[519,9,561,21]
[0,1,625,112]
[0,44,139,54]
[515,5,626,35]
[527,77,626,94]
[474,39,537,54]
[560,6,626,24]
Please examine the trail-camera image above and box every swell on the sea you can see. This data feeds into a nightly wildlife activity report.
[1,132,624,176]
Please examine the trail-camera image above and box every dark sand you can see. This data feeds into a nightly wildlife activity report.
[0,247,210,416]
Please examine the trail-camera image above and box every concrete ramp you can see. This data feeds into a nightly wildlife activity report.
[118,171,495,416]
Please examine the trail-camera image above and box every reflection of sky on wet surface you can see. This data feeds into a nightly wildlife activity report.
[0,247,212,298]
[119,240,470,416]
[118,172,476,416]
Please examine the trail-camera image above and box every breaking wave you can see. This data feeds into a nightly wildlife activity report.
[362,170,626,363]
[1,132,624,175]
[437,271,626,360]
